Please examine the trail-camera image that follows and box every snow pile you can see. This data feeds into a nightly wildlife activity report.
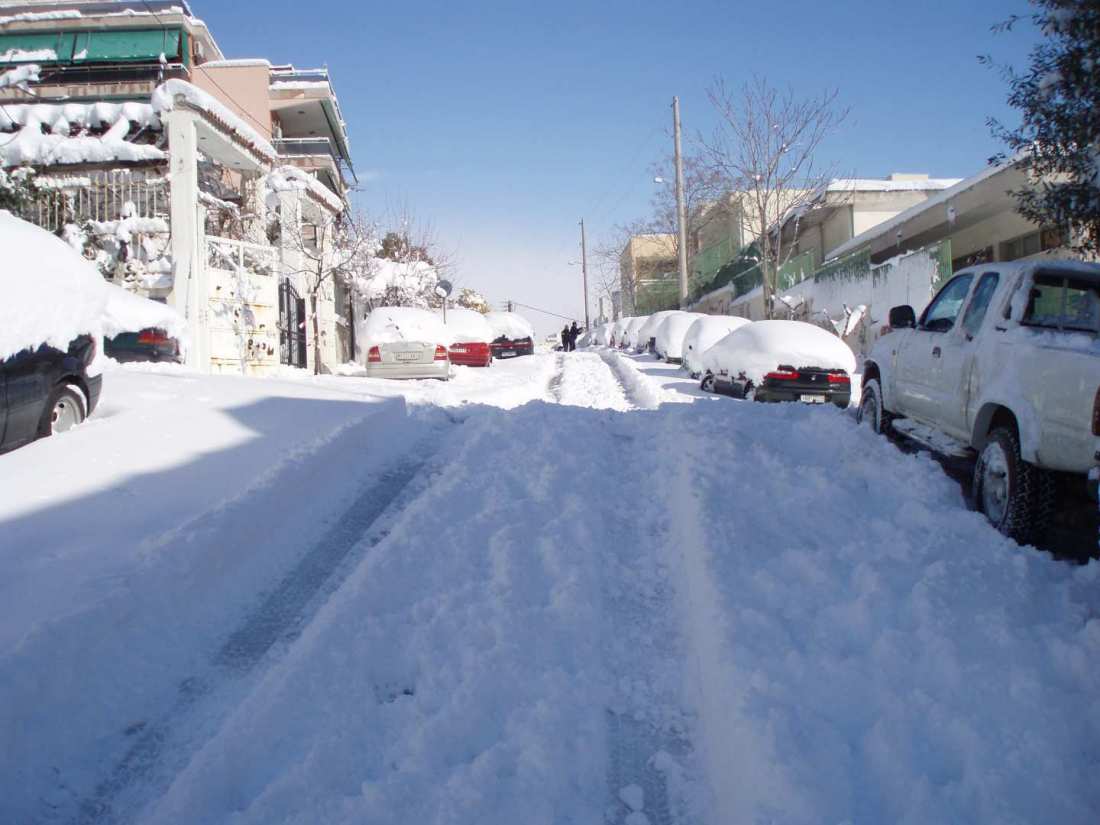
[484,311,534,341]
[621,316,650,349]
[610,316,634,345]
[0,210,182,361]
[356,306,449,346]
[653,311,704,360]
[682,315,751,376]
[701,319,857,381]
[0,63,40,91]
[265,165,343,213]
[443,307,493,343]
[635,310,681,351]
[0,100,165,167]
[152,79,276,162]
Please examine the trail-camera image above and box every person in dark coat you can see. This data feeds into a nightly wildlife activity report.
[569,321,581,351]
[561,325,570,351]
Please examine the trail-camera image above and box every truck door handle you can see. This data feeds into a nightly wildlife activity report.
[932,346,941,358]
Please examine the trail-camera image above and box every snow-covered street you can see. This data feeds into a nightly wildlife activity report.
[2,352,1098,825]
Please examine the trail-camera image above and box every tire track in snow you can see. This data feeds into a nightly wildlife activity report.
[555,351,633,411]
[71,425,453,825]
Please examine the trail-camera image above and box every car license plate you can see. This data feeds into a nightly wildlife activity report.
[396,351,420,362]
[450,347,466,353]
[800,394,825,404]
[499,351,516,358]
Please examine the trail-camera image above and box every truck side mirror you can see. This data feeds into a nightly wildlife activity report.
[889,305,916,329]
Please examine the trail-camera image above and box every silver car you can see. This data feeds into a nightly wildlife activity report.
[358,307,452,381]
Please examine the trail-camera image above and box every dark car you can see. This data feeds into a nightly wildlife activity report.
[105,327,181,363]
[1,336,101,454]
[490,335,534,359]
[726,367,853,409]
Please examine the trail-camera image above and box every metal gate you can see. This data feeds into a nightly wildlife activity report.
[279,281,308,368]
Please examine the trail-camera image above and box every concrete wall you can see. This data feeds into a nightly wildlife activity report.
[192,63,273,140]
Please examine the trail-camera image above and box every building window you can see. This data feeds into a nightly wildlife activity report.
[952,246,992,272]
[999,226,1065,262]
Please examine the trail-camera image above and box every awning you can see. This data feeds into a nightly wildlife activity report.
[0,28,182,65]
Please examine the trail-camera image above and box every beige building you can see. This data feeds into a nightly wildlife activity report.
[619,234,677,315]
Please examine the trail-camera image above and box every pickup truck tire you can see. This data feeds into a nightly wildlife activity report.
[857,379,893,435]
[974,427,1051,543]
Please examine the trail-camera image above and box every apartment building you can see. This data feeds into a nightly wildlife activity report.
[619,233,677,316]
[0,0,356,373]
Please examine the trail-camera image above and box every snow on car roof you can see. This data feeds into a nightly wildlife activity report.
[701,319,856,383]
[444,307,493,343]
[0,210,183,361]
[654,311,703,357]
[484,311,534,341]
[358,307,449,345]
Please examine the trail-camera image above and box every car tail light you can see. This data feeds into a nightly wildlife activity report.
[1093,386,1100,436]
[367,346,382,363]
[434,345,448,361]
[765,369,799,381]
[138,329,170,346]
[828,373,851,385]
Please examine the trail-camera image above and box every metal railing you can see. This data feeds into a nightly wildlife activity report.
[21,168,168,232]
[206,236,277,279]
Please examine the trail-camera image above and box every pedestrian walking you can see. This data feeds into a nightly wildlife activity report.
[569,321,580,351]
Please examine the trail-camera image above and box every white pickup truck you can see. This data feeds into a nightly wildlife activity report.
[858,259,1100,542]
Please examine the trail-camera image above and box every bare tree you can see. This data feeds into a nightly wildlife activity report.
[645,150,724,263]
[282,206,374,374]
[700,76,847,317]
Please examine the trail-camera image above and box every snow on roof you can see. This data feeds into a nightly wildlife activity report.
[358,306,449,346]
[199,58,272,69]
[0,9,82,25]
[0,62,38,90]
[266,165,343,212]
[0,209,182,361]
[443,307,493,343]
[826,177,963,192]
[0,47,55,63]
[484,311,534,341]
[701,319,856,382]
[269,80,331,91]
[151,79,275,163]
[0,103,165,167]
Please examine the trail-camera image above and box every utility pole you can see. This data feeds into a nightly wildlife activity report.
[672,96,689,307]
[579,218,590,328]
[506,300,514,313]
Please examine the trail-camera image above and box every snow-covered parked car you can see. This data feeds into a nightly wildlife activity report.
[621,316,650,351]
[444,307,494,367]
[653,311,704,362]
[700,320,856,407]
[484,311,535,358]
[682,315,751,377]
[858,260,1100,541]
[1,210,183,453]
[635,310,680,353]
[357,307,452,380]
[610,316,633,348]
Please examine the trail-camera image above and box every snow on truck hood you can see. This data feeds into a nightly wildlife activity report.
[443,307,493,343]
[357,307,449,345]
[484,311,534,341]
[0,210,184,362]
[701,319,857,382]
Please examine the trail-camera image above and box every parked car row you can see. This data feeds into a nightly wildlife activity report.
[598,311,856,409]
[354,308,536,379]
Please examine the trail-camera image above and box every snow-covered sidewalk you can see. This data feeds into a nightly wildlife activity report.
[1,351,1097,824]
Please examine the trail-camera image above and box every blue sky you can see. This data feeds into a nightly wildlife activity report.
[200,0,1040,336]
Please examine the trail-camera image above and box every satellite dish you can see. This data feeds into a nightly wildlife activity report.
[435,279,453,299]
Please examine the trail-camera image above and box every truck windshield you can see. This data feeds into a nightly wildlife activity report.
[1022,274,1100,334]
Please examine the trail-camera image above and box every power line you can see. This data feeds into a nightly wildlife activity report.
[508,300,574,322]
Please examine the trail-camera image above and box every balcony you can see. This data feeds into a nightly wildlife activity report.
[273,137,352,189]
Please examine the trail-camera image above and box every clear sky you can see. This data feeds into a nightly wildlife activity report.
[197,0,1041,337]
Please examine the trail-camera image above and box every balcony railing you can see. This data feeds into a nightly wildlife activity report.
[273,137,352,185]
[270,67,329,85]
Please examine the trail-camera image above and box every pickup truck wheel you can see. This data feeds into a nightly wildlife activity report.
[857,378,893,435]
[974,427,1042,543]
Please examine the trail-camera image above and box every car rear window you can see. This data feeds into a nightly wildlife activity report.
[1022,273,1100,334]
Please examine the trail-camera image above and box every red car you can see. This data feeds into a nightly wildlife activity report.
[444,308,495,368]
[448,340,492,367]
